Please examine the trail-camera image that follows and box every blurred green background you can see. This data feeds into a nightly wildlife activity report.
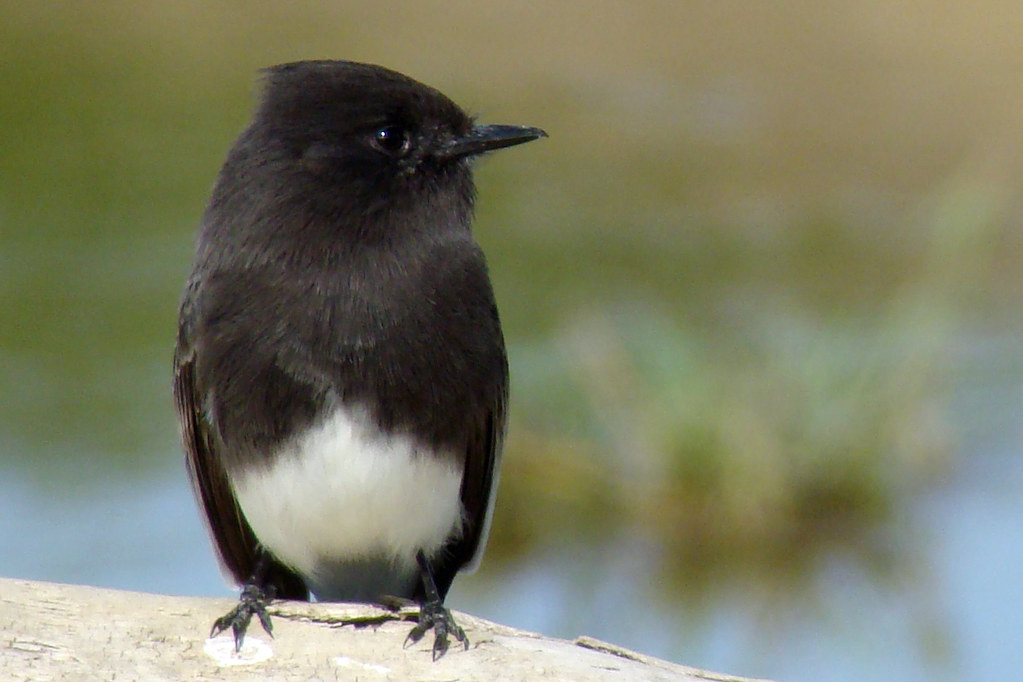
[2,3,1022,681]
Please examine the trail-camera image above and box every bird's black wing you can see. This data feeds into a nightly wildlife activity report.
[429,369,508,600]
[173,341,309,600]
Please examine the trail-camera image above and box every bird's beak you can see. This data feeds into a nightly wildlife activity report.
[438,124,547,160]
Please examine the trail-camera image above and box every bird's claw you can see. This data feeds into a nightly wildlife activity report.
[210,583,276,652]
[404,600,468,661]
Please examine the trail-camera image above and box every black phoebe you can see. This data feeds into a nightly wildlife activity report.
[173,60,545,658]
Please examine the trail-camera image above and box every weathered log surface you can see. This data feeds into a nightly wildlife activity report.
[0,576,772,681]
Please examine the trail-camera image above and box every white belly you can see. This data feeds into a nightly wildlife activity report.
[231,406,465,596]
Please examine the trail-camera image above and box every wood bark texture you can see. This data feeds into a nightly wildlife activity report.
[0,577,773,681]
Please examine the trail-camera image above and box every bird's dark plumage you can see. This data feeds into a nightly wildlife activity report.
[173,60,544,655]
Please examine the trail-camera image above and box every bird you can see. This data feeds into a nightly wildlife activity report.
[172,59,545,658]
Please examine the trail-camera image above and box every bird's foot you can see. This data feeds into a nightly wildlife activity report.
[404,599,468,661]
[210,583,277,652]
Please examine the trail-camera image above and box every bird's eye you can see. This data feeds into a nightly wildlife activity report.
[372,125,411,156]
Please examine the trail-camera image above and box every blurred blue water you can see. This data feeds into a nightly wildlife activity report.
[0,457,224,598]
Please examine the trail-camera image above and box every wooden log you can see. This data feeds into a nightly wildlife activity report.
[0,576,772,681]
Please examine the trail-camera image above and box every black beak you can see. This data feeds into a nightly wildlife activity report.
[439,124,547,160]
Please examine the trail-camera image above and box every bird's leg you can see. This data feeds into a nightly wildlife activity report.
[404,549,468,660]
[210,549,277,652]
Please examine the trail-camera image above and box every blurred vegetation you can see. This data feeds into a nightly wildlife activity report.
[2,2,1022,613]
